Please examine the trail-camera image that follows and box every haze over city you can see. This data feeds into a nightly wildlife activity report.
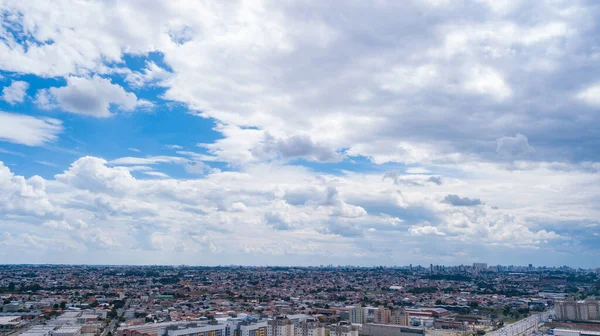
[0,0,599,267]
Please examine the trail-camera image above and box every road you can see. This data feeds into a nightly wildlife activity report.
[101,319,118,336]
[487,310,555,336]
[101,298,130,336]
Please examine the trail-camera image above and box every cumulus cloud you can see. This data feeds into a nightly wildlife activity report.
[55,156,137,194]
[124,61,172,88]
[321,219,364,237]
[576,83,600,107]
[0,0,596,164]
[265,210,292,230]
[443,194,483,207]
[323,186,367,218]
[383,172,443,186]
[496,133,534,158]
[0,0,599,265]
[255,133,344,162]
[2,81,29,104]
[409,225,446,236]
[0,156,590,264]
[36,75,150,117]
[264,200,298,230]
[0,111,63,146]
[462,65,512,101]
[0,162,61,219]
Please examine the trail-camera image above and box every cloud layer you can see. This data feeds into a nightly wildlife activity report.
[0,0,599,266]
[0,155,599,265]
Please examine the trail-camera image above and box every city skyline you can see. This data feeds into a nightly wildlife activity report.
[0,263,594,270]
[1,1,599,267]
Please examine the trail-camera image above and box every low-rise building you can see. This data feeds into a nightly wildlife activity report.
[359,324,424,336]
[54,325,83,336]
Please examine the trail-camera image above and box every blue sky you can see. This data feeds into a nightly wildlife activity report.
[0,0,599,267]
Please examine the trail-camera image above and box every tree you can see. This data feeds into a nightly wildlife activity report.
[60,301,67,310]
[459,308,471,315]
[107,308,118,318]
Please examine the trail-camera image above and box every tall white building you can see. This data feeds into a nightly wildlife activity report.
[294,319,324,336]
[232,321,269,336]
[350,304,365,324]
[267,317,294,336]
[328,323,359,336]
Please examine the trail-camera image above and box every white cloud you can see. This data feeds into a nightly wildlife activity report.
[576,83,600,107]
[0,0,594,166]
[0,162,61,218]
[0,111,63,146]
[1,156,597,264]
[143,171,170,179]
[36,75,147,117]
[496,133,534,158]
[462,65,512,101]
[0,1,599,265]
[109,156,189,165]
[409,225,446,236]
[125,61,172,88]
[55,156,137,194]
[2,81,29,104]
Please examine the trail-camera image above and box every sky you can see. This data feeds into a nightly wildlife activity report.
[0,0,599,268]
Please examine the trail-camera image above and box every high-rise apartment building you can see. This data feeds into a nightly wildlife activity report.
[374,306,392,324]
[392,309,409,326]
[294,319,324,336]
[232,321,269,336]
[349,304,365,324]
[328,323,359,336]
[267,317,294,336]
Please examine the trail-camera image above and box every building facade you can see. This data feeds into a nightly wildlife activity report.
[359,324,424,336]
[350,305,365,324]
[328,323,359,336]
[374,307,391,324]
[267,317,294,336]
[392,310,408,326]
[556,300,600,322]
[294,319,324,336]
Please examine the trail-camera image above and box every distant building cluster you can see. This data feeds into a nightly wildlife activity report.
[2,264,597,336]
[349,305,411,326]
[119,315,427,336]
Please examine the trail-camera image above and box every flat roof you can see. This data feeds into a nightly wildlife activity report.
[555,329,600,336]
[0,316,20,324]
